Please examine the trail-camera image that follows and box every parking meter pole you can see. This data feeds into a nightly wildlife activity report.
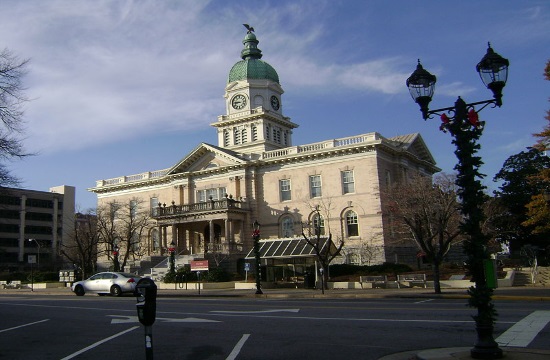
[135,278,157,360]
[144,325,153,360]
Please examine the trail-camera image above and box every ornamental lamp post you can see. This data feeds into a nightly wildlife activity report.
[406,43,509,360]
[168,240,176,277]
[252,220,263,294]
[28,238,40,269]
[113,244,120,272]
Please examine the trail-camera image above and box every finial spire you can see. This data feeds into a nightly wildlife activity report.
[243,24,255,34]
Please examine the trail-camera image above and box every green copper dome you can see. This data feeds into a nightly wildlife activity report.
[228,31,279,84]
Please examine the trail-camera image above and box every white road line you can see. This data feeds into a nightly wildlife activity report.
[496,310,550,347]
[226,334,250,360]
[212,309,300,314]
[414,299,434,304]
[0,319,49,333]
[60,326,139,360]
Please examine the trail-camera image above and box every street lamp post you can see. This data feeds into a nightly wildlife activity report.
[168,240,176,277]
[406,43,509,360]
[252,220,263,294]
[113,245,120,272]
[28,239,40,269]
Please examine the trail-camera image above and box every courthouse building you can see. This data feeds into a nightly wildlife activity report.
[89,29,439,276]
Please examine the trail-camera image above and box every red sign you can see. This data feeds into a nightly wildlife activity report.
[190,260,209,271]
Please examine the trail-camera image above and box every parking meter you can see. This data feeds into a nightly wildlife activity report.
[135,278,157,326]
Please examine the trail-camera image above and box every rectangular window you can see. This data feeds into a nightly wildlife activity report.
[198,190,206,203]
[197,187,227,202]
[309,175,322,198]
[130,200,137,219]
[342,170,355,194]
[280,179,291,201]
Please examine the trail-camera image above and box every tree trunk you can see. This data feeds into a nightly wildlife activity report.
[433,260,442,294]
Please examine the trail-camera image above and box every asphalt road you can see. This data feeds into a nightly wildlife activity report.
[0,294,549,359]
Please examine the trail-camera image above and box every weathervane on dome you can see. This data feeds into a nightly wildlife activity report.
[243,24,255,33]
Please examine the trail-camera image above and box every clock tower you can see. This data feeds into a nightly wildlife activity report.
[212,27,298,156]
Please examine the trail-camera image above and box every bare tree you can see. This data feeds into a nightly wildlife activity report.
[61,211,99,280]
[384,173,463,294]
[301,203,344,291]
[0,48,32,186]
[96,198,152,272]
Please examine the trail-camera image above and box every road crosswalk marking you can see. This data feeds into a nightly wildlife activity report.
[496,310,550,347]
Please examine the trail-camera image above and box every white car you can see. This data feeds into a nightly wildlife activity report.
[72,272,141,296]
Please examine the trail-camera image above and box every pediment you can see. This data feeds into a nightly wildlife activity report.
[166,143,248,175]
[388,133,437,165]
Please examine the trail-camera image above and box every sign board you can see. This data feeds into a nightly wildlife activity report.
[244,262,251,272]
[28,255,37,264]
[190,260,209,271]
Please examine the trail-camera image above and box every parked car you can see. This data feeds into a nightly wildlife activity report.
[71,272,141,296]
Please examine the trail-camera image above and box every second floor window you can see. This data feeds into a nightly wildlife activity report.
[150,197,159,216]
[342,170,355,194]
[309,175,322,198]
[280,179,291,201]
[197,187,226,202]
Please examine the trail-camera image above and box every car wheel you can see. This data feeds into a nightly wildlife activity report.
[110,285,122,297]
[74,285,85,296]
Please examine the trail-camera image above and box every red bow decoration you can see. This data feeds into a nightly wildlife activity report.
[441,114,450,124]
[252,229,260,237]
[467,109,480,127]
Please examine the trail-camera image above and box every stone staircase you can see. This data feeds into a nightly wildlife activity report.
[138,256,166,276]
[512,270,533,286]
[513,266,550,287]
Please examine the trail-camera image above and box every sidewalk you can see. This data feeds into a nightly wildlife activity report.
[2,284,550,301]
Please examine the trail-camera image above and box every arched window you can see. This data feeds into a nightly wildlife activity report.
[312,213,325,236]
[223,130,230,147]
[348,253,360,265]
[151,229,160,251]
[345,210,359,237]
[234,128,241,145]
[281,216,294,238]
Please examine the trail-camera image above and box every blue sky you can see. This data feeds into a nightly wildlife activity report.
[0,0,548,210]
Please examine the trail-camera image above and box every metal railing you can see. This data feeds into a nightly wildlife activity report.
[153,198,244,218]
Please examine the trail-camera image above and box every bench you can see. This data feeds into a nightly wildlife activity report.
[360,275,388,289]
[2,280,22,289]
[397,274,427,288]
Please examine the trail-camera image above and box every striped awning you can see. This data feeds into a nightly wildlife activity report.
[244,237,338,259]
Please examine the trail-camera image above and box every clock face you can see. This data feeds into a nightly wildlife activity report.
[231,94,247,110]
[270,95,280,110]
